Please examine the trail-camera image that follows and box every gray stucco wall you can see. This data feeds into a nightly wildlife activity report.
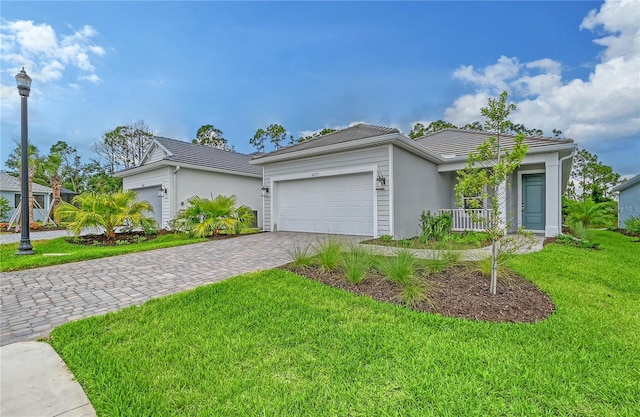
[392,146,450,239]
[618,182,640,227]
[123,166,262,228]
[175,168,262,228]
[261,146,390,236]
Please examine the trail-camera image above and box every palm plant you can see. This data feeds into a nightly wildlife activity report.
[55,190,154,241]
[172,195,254,237]
[565,198,616,229]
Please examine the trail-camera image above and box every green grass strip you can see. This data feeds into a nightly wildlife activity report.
[0,234,208,272]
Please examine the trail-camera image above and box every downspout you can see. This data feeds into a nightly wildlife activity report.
[172,166,180,228]
[558,150,575,235]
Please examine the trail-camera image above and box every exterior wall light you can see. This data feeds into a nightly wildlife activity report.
[376,172,386,190]
[261,184,270,197]
[158,185,167,197]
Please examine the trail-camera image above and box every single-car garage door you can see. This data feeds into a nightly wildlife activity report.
[132,186,162,226]
[275,173,374,235]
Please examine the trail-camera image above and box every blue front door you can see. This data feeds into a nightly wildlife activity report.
[522,173,545,230]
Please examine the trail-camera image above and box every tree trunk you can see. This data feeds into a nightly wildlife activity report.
[50,175,62,224]
[490,238,498,295]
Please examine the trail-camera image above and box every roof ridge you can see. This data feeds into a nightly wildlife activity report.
[418,128,573,143]
[154,136,253,156]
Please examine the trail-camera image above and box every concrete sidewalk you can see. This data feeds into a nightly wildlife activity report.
[0,342,95,417]
[0,229,91,245]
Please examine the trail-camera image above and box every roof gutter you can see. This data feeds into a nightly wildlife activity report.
[113,160,262,178]
[437,142,578,164]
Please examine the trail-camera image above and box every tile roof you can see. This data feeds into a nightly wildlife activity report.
[0,172,52,193]
[152,137,262,176]
[251,124,400,160]
[415,129,575,159]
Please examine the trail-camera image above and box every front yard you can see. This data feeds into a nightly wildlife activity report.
[50,230,639,416]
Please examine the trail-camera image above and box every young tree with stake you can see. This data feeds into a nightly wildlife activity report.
[455,91,528,295]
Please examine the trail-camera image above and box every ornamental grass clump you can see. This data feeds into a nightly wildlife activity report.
[380,249,428,306]
[287,244,315,271]
[341,244,375,284]
[314,238,343,272]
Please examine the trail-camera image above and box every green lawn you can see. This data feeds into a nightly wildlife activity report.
[0,234,207,272]
[50,230,639,416]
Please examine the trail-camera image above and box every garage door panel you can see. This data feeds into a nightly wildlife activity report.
[132,186,162,226]
[276,173,373,236]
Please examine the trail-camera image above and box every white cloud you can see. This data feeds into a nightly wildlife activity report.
[79,74,102,84]
[445,0,640,146]
[453,56,521,92]
[0,82,16,105]
[0,20,107,86]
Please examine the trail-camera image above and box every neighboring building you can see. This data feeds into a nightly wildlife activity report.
[60,187,78,204]
[114,137,263,229]
[611,173,640,228]
[250,124,577,238]
[0,172,52,222]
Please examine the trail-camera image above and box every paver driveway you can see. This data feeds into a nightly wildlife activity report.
[0,232,362,346]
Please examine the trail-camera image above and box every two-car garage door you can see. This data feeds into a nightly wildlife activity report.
[275,173,374,236]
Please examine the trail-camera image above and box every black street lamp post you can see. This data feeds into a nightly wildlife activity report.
[16,67,34,255]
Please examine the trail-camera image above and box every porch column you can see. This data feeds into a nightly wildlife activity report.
[498,181,507,234]
[545,159,560,237]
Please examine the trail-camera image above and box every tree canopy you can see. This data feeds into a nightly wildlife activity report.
[298,128,337,142]
[193,124,234,151]
[408,119,561,139]
[91,120,153,173]
[565,148,621,202]
[250,124,291,152]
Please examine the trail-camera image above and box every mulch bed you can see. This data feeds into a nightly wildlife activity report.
[281,264,555,323]
[68,230,251,246]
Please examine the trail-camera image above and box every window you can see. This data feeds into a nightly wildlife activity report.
[14,194,45,209]
[462,194,484,210]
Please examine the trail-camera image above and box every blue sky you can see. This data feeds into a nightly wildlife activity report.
[1,1,639,177]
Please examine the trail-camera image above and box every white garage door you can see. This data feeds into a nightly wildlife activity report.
[276,173,374,236]
[132,186,162,226]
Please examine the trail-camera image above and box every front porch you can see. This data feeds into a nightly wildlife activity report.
[438,208,492,232]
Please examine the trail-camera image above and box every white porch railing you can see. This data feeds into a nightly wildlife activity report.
[439,209,493,232]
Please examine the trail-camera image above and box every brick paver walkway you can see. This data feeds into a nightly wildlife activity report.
[0,232,361,346]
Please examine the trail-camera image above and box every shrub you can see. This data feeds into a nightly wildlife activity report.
[624,215,640,236]
[419,210,452,242]
[569,220,588,240]
[56,190,155,242]
[378,234,393,242]
[315,238,343,272]
[172,195,254,238]
[341,244,374,284]
[565,198,616,229]
[0,196,10,221]
[437,231,490,249]
[554,233,600,250]
[430,250,462,273]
